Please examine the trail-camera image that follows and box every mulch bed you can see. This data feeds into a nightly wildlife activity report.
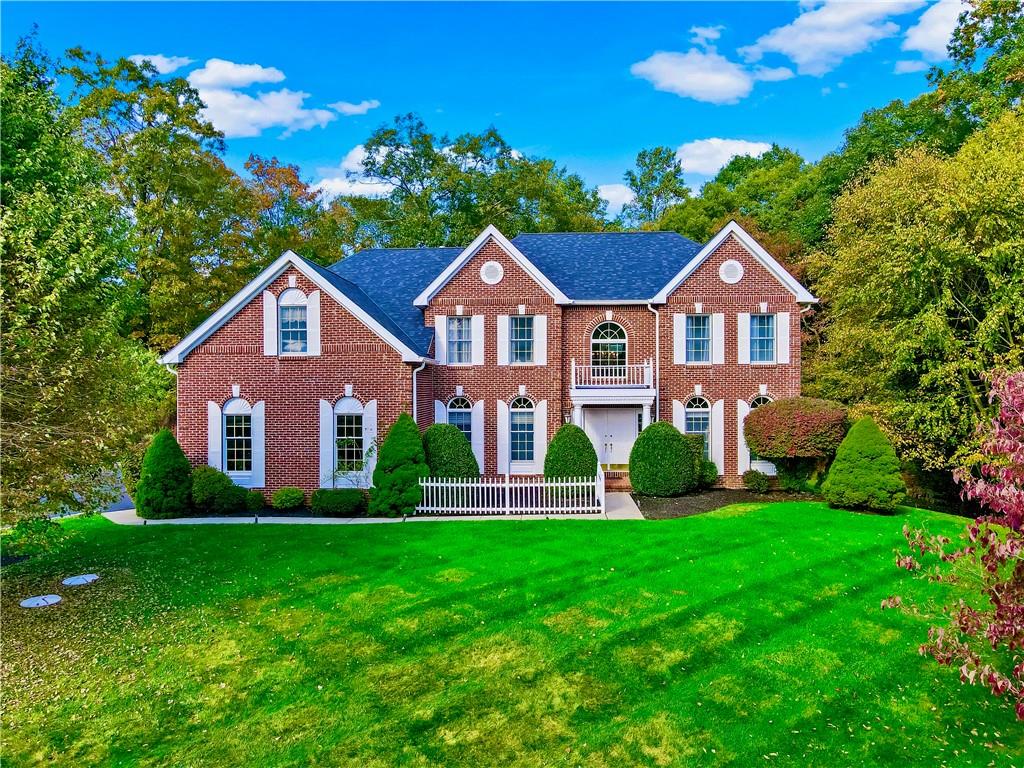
[633,489,818,520]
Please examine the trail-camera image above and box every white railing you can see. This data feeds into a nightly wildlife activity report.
[417,467,605,516]
[572,359,654,388]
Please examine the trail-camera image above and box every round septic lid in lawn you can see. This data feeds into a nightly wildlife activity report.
[20,594,62,608]
[62,574,99,586]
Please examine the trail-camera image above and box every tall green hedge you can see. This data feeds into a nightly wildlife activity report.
[544,424,598,478]
[822,417,906,512]
[629,422,700,496]
[135,429,192,519]
[369,413,429,517]
[422,423,479,478]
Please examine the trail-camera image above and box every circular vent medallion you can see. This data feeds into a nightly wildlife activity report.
[719,259,744,284]
[480,260,504,285]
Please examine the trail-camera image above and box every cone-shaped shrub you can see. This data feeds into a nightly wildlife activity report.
[422,423,479,478]
[823,417,906,512]
[544,424,598,478]
[369,413,429,517]
[135,429,192,519]
[629,421,700,496]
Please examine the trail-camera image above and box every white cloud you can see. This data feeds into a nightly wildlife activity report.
[753,66,796,82]
[631,49,757,105]
[330,99,381,116]
[128,54,193,74]
[187,58,285,89]
[821,86,833,96]
[903,0,964,60]
[598,183,635,215]
[197,87,335,138]
[675,138,772,175]
[894,58,930,74]
[690,25,725,46]
[739,0,925,76]
[314,145,395,200]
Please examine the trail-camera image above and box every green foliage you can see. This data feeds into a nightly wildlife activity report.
[2,517,70,557]
[245,490,266,513]
[311,489,368,517]
[629,422,699,497]
[743,398,849,460]
[271,487,305,510]
[621,146,689,227]
[700,459,719,489]
[743,470,772,494]
[120,436,151,500]
[422,423,479,478]
[190,466,247,516]
[544,424,598,478]
[369,413,429,517]
[135,430,192,519]
[775,459,824,493]
[823,418,907,512]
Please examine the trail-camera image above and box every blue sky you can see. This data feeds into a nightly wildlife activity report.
[2,1,963,212]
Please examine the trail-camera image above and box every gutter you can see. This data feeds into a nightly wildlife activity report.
[647,303,660,422]
[411,360,428,424]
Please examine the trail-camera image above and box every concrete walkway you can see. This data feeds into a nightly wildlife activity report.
[103,492,642,526]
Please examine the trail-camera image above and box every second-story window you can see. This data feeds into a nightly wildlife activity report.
[447,317,472,364]
[591,322,626,375]
[447,396,473,444]
[685,315,711,363]
[509,316,534,363]
[279,288,308,354]
[750,314,775,363]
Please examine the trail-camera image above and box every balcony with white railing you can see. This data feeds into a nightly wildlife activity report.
[571,359,654,389]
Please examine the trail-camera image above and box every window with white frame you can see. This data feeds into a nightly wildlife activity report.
[447,317,472,364]
[750,314,775,363]
[335,411,364,472]
[591,322,626,374]
[684,396,711,460]
[748,395,772,461]
[509,397,535,463]
[447,397,473,443]
[685,315,711,363]
[509,316,534,364]
[278,288,308,354]
[223,399,253,474]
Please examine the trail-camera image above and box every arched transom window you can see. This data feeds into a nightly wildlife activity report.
[447,396,473,443]
[223,398,253,474]
[279,288,308,354]
[510,397,535,463]
[591,322,626,374]
[749,395,772,461]
[334,397,365,472]
[684,395,711,460]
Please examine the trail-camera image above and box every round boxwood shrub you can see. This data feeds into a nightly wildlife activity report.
[544,424,598,478]
[743,469,771,494]
[245,489,266,512]
[422,423,479,478]
[822,417,906,512]
[629,421,700,497]
[135,429,192,519]
[311,488,368,517]
[744,397,848,460]
[191,466,247,516]
[700,459,719,488]
[271,486,305,510]
[369,413,429,518]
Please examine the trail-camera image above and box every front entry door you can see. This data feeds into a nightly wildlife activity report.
[583,408,640,467]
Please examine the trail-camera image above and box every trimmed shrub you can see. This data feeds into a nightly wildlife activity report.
[311,488,368,517]
[191,466,247,516]
[245,490,266,512]
[422,423,479,478]
[369,413,429,517]
[700,459,719,488]
[544,424,598,478]
[135,429,192,519]
[744,397,848,460]
[743,469,771,493]
[823,417,906,512]
[629,422,700,496]
[271,486,305,510]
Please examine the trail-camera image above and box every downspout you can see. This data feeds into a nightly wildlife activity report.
[647,303,660,422]
[411,360,427,425]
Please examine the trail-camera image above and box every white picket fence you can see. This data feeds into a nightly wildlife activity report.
[417,467,605,516]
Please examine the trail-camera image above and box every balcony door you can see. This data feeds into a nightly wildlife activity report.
[583,407,640,468]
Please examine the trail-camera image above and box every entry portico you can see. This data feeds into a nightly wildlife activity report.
[570,357,656,468]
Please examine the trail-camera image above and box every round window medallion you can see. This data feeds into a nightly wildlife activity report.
[719,259,744,284]
[480,261,504,285]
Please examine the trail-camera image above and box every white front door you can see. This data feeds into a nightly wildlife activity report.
[583,408,640,467]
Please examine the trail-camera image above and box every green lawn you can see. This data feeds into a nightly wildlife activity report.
[2,502,1020,767]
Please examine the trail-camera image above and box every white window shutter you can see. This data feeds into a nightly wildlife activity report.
[471,315,485,365]
[737,400,751,474]
[711,399,724,476]
[496,400,509,474]
[673,314,686,364]
[207,401,222,469]
[776,312,790,364]
[534,315,548,366]
[534,399,548,472]
[672,399,684,431]
[262,291,278,356]
[434,316,447,364]
[712,313,725,365]
[249,401,266,488]
[434,400,446,426]
[307,290,321,355]
[471,399,485,473]
[737,313,750,364]
[363,400,378,487]
[496,315,509,366]
[319,399,334,488]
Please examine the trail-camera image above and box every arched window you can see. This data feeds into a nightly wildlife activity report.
[223,398,253,474]
[591,322,626,375]
[279,288,308,354]
[447,396,473,443]
[749,395,772,461]
[510,397,535,463]
[334,397,364,472]
[684,395,711,460]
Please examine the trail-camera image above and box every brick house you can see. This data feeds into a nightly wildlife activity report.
[160,221,817,494]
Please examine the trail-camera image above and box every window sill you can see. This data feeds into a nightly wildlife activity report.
[509,461,539,475]
[227,473,254,488]
[682,361,713,367]
[509,361,538,367]
[749,361,778,367]
[279,352,314,358]
[445,362,476,368]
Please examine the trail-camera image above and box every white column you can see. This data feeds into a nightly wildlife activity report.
[641,404,652,430]
[572,404,583,426]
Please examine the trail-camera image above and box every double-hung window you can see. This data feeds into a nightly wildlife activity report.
[750,314,775,363]
[335,412,364,472]
[278,288,309,354]
[224,413,253,473]
[509,316,534,364]
[447,397,473,444]
[684,396,711,460]
[447,317,472,364]
[685,315,711,363]
[510,397,535,463]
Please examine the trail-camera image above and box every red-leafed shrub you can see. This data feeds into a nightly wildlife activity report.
[743,398,848,460]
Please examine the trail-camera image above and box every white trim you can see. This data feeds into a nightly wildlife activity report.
[434,315,447,365]
[471,315,485,366]
[306,290,321,356]
[434,399,446,425]
[471,399,485,473]
[496,315,509,366]
[319,400,334,488]
[737,313,751,365]
[711,399,724,476]
[207,401,223,469]
[534,314,547,366]
[653,220,818,304]
[737,399,751,474]
[712,313,725,365]
[776,311,790,365]
[413,225,569,306]
[262,291,277,357]
[673,313,686,364]
[250,401,265,488]
[159,251,425,365]
[496,399,510,474]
